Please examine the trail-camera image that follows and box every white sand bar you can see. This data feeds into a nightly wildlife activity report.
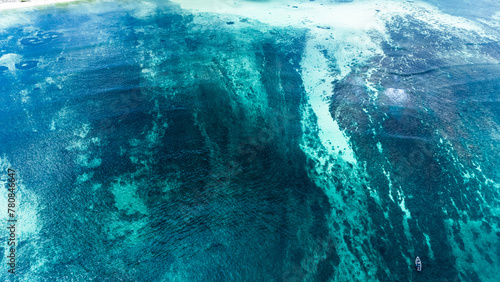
[0,0,81,11]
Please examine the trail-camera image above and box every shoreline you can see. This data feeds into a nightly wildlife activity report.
[0,0,82,11]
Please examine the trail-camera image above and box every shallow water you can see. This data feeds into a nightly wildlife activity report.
[0,0,499,281]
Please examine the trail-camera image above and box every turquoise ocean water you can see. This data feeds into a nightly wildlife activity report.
[0,0,499,281]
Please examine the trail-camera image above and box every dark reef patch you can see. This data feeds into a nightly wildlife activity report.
[15,60,38,70]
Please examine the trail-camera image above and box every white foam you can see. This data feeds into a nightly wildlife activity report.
[0,12,32,34]
[399,195,411,220]
[0,53,22,72]
[384,88,409,105]
[376,141,383,153]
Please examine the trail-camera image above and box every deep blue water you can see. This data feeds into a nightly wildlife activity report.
[0,0,499,281]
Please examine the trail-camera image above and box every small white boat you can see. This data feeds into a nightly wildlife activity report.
[415,256,422,272]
